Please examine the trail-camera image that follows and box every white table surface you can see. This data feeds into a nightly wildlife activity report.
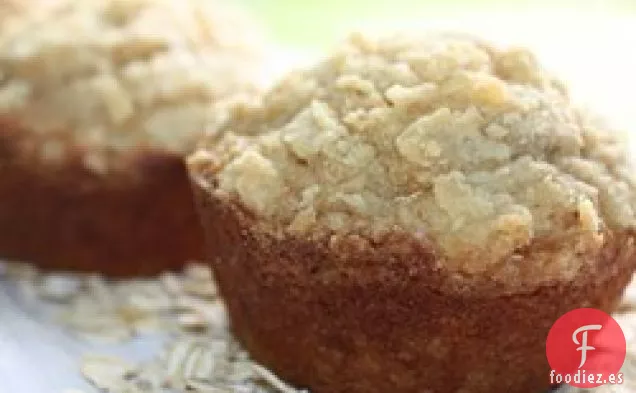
[0,279,167,393]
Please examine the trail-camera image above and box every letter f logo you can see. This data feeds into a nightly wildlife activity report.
[572,324,602,368]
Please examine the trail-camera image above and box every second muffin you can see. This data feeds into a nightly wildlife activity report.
[0,0,263,275]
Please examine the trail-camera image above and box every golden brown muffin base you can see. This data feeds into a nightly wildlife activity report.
[0,120,203,277]
[192,180,636,393]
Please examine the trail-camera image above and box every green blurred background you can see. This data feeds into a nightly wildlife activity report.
[245,0,636,50]
[238,0,636,131]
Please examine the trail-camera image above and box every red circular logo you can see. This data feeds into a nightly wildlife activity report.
[546,308,626,388]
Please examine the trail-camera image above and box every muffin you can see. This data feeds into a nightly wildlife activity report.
[189,32,636,393]
[0,0,264,275]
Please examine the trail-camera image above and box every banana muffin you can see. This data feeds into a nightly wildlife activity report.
[0,0,263,276]
[189,32,636,393]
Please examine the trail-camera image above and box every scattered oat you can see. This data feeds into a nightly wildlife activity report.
[37,273,83,302]
[80,355,137,391]
[86,274,116,307]
[159,271,184,296]
[177,311,209,331]
[253,363,309,393]
[184,379,227,393]
[13,275,40,304]
[118,281,175,313]
[182,280,218,299]
[184,263,214,282]
[0,257,306,392]
[162,336,230,384]
[5,260,228,341]
[3,261,39,280]
[59,296,134,342]
[76,333,306,393]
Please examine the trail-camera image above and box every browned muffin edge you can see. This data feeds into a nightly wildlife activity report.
[0,119,204,276]
[192,179,636,393]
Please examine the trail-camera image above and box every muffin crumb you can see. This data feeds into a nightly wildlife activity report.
[0,0,262,171]
[192,32,636,280]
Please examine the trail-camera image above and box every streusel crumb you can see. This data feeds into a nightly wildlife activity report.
[0,0,262,170]
[191,32,636,277]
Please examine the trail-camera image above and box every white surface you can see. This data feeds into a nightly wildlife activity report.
[0,279,166,393]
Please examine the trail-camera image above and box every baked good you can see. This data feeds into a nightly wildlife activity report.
[0,0,263,276]
[189,32,636,393]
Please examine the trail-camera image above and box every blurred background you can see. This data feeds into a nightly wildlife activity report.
[240,0,636,133]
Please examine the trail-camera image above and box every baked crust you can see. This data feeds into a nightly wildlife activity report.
[197,33,636,280]
[0,119,203,276]
[192,179,636,393]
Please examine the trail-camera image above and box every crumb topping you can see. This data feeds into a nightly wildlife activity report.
[0,0,262,171]
[190,32,636,277]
